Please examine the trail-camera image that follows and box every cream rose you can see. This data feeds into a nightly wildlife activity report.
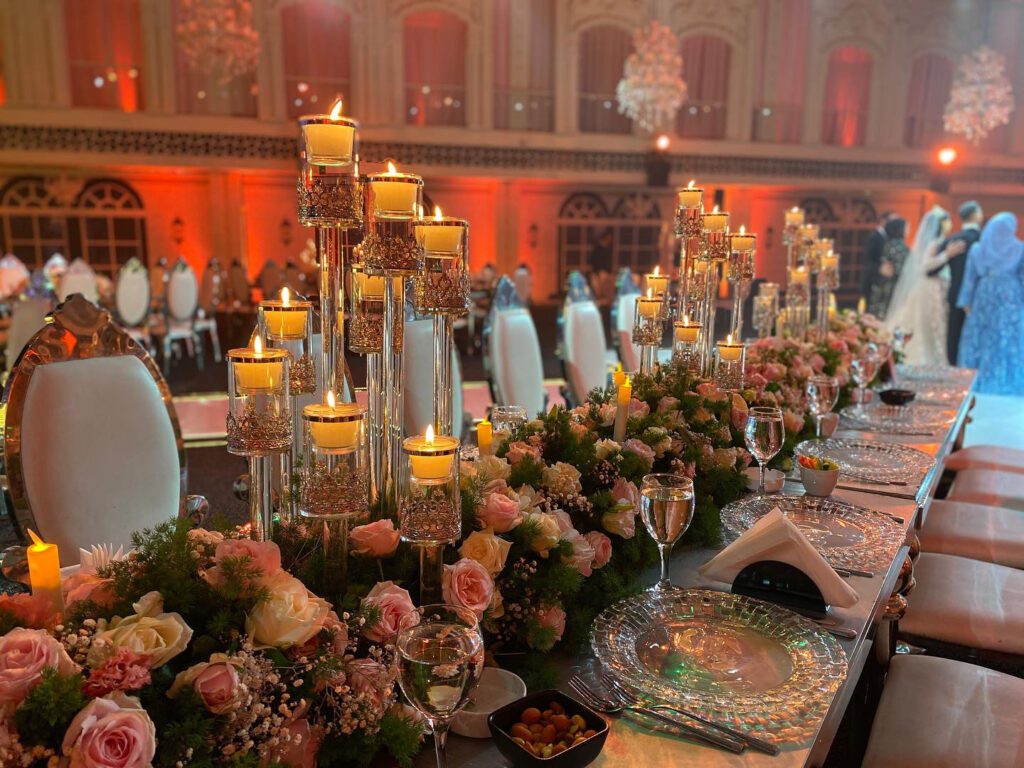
[523,512,561,556]
[458,529,512,576]
[0,628,78,709]
[88,592,192,670]
[475,455,511,483]
[594,438,620,461]
[62,692,156,768]
[542,462,582,496]
[245,572,332,649]
[168,653,243,715]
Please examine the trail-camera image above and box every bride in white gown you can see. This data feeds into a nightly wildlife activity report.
[884,206,953,365]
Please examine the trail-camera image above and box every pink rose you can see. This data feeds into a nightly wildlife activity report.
[505,441,541,466]
[586,532,613,568]
[747,372,767,390]
[64,571,117,610]
[657,396,680,413]
[271,718,319,768]
[82,649,152,698]
[611,477,640,513]
[601,505,635,539]
[361,581,415,643]
[350,519,401,558]
[204,538,282,588]
[622,439,655,467]
[627,398,649,417]
[192,662,241,715]
[765,363,787,382]
[537,604,566,643]
[442,558,494,618]
[346,658,391,712]
[477,492,521,533]
[561,529,595,577]
[696,382,728,402]
[809,353,826,372]
[553,510,574,534]
[597,402,617,426]
[730,393,749,431]
[0,628,78,708]
[782,409,805,435]
[62,692,156,768]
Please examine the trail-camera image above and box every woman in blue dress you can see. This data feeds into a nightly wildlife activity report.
[957,212,1024,394]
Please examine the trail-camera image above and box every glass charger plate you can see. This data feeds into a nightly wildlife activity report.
[896,364,973,383]
[720,494,905,573]
[591,590,847,743]
[795,438,934,484]
[899,381,967,406]
[840,403,955,433]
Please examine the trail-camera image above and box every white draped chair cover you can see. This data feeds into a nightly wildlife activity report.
[58,258,98,303]
[513,267,533,305]
[403,318,465,438]
[115,259,150,328]
[0,254,30,299]
[490,306,545,418]
[4,296,183,566]
[5,298,52,372]
[563,300,608,405]
[616,292,641,372]
[167,261,199,323]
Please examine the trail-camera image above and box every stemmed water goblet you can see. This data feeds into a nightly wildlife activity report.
[639,473,695,594]
[397,604,484,768]
[851,345,882,416]
[744,406,785,495]
[806,375,840,438]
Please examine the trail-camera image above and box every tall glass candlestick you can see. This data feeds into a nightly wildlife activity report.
[674,180,703,320]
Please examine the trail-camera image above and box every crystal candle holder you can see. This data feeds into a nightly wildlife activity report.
[703,229,729,263]
[727,244,755,283]
[674,198,704,238]
[258,293,315,396]
[753,295,775,338]
[714,339,746,392]
[348,265,402,355]
[671,318,703,372]
[787,267,811,304]
[366,165,423,221]
[413,229,471,317]
[400,433,461,545]
[297,166,364,229]
[361,217,424,275]
[783,207,805,246]
[633,296,665,345]
[300,401,369,517]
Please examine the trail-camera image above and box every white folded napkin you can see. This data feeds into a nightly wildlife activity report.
[700,508,859,608]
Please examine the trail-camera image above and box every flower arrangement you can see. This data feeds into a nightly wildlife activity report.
[0,522,425,768]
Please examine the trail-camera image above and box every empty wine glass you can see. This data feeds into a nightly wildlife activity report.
[490,405,528,441]
[851,345,882,416]
[744,407,785,495]
[806,375,840,437]
[639,473,695,594]
[397,604,484,768]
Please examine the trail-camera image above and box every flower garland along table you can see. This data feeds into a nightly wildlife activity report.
[0,315,892,767]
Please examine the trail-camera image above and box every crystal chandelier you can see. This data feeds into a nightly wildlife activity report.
[616,21,688,133]
[943,45,1015,145]
[175,0,260,83]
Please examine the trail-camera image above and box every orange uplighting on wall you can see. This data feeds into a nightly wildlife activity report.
[936,146,958,166]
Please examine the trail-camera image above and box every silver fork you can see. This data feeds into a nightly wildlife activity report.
[567,675,744,753]
[600,674,779,756]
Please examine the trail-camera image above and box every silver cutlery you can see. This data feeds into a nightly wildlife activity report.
[567,675,744,753]
[600,673,779,756]
[814,620,856,640]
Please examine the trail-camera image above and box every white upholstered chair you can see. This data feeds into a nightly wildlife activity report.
[919,498,1024,569]
[403,318,465,438]
[615,292,641,372]
[489,305,545,418]
[114,258,152,353]
[862,655,1024,768]
[944,445,1024,474]
[947,468,1024,510]
[57,258,98,303]
[163,259,204,374]
[4,296,184,566]
[5,297,52,372]
[562,299,608,406]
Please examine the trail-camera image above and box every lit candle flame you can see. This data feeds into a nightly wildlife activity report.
[28,528,45,549]
[739,225,746,235]
[653,265,660,276]
[327,390,336,408]
[646,287,653,299]
[684,314,689,324]
[687,179,695,188]
[615,362,622,372]
[625,375,631,387]
[281,286,290,306]
[791,206,799,212]
[727,333,733,344]
[712,205,720,214]
[386,161,397,175]
[434,205,443,221]
[254,335,263,354]
[425,424,434,445]
[329,98,343,120]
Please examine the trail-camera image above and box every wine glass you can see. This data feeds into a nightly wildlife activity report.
[744,407,785,495]
[490,405,528,441]
[806,375,840,437]
[397,604,484,768]
[851,345,882,416]
[639,474,695,594]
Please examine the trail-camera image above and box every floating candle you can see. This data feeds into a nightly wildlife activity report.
[785,207,805,227]
[304,391,363,452]
[230,336,286,394]
[702,205,730,233]
[415,206,466,256]
[369,162,421,218]
[300,98,358,166]
[717,334,744,361]
[261,287,311,340]
[673,317,701,344]
[636,289,662,319]
[405,425,459,481]
[729,225,756,252]
[677,180,703,208]
[645,265,669,298]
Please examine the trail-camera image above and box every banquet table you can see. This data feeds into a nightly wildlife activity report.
[421,370,976,768]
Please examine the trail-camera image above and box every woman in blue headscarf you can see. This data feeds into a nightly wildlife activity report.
[957,212,1024,394]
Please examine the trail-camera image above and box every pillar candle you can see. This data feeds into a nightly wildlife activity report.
[477,418,493,456]
[27,529,63,615]
[613,376,631,443]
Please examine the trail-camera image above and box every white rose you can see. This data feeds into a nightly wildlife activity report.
[458,529,512,576]
[594,439,621,461]
[475,455,511,484]
[246,572,332,649]
[88,591,192,669]
[524,512,561,557]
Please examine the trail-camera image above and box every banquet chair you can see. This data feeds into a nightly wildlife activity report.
[162,259,204,374]
[228,260,251,307]
[485,277,546,418]
[946,468,1024,510]
[43,253,68,288]
[5,297,51,372]
[513,266,533,305]
[613,274,642,373]
[195,257,225,363]
[861,655,1024,768]
[560,274,609,407]
[943,445,1024,474]
[3,295,185,566]
[57,258,99,304]
[918,498,1024,569]
[259,260,284,301]
[114,257,153,355]
[403,317,466,439]
[0,254,30,300]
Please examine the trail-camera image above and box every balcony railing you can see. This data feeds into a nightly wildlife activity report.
[578,92,632,134]
[493,88,554,132]
[676,101,726,139]
[751,103,802,143]
[404,83,466,127]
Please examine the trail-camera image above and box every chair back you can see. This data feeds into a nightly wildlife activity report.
[166,259,199,322]
[513,267,533,305]
[115,258,150,327]
[616,292,641,372]
[199,259,226,313]
[228,262,250,305]
[58,258,98,303]
[5,297,52,371]
[0,254,30,299]
[403,317,465,439]
[260,261,284,300]
[486,277,545,418]
[563,300,608,404]
[4,296,184,565]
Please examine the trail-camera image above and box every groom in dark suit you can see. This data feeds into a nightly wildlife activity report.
[929,201,983,365]
[861,211,896,302]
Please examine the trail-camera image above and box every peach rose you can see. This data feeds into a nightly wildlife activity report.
[0,628,78,709]
[64,571,117,610]
[477,492,521,533]
[62,692,156,768]
[442,558,494,618]
[622,439,655,467]
[730,393,749,431]
[168,654,242,714]
[246,572,332,649]
[459,529,512,576]
[350,519,401,558]
[601,505,636,539]
[533,604,566,649]
[586,532,613,568]
[611,477,640,513]
[361,581,415,643]
[272,718,319,768]
[204,538,282,588]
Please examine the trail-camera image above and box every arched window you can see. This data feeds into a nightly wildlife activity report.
[64,0,144,111]
[904,53,954,148]
[557,192,662,284]
[403,10,467,127]
[800,196,877,304]
[0,177,147,276]
[677,34,730,139]
[752,0,809,143]
[173,0,258,117]
[822,46,872,146]
[282,1,351,119]
[493,0,554,131]
[578,25,632,134]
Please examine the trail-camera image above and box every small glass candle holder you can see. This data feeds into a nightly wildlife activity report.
[727,240,756,283]
[348,265,390,354]
[759,281,780,314]
[258,289,315,396]
[413,215,470,315]
[820,252,840,291]
[671,317,703,373]
[702,208,730,262]
[714,336,746,392]
[633,294,665,345]
[753,295,775,338]
[809,238,833,274]
[783,207,805,246]
[674,187,704,238]
[400,429,462,545]
[787,267,811,304]
[644,267,670,302]
[297,166,364,229]
[366,162,423,221]
[300,106,359,167]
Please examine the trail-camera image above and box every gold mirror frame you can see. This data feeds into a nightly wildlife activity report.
[2,294,186,544]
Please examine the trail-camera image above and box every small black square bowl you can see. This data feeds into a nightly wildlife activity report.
[488,689,609,767]
[879,388,916,406]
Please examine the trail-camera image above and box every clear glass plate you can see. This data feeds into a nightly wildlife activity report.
[795,438,934,484]
[840,403,955,433]
[591,590,847,742]
[896,364,973,383]
[899,381,967,406]
[720,494,905,573]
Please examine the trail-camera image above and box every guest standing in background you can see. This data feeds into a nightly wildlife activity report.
[861,210,895,307]
[957,212,1024,395]
[868,217,908,317]
[929,200,983,365]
